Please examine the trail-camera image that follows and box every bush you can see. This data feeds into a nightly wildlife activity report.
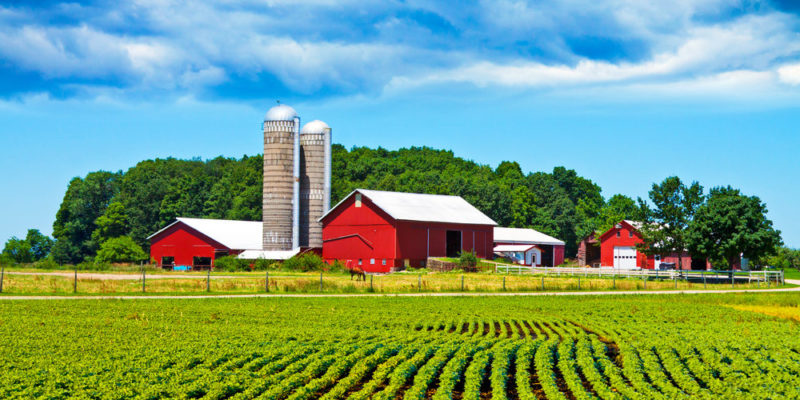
[213,255,252,272]
[458,250,478,268]
[32,258,60,270]
[0,253,15,266]
[95,236,148,264]
[282,253,327,272]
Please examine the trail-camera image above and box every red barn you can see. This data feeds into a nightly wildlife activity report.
[598,220,713,270]
[148,218,262,270]
[320,189,497,273]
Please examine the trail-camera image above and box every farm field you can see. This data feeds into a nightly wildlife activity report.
[2,293,800,399]
[0,270,786,296]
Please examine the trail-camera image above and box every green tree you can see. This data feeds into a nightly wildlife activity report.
[52,171,121,263]
[637,177,704,270]
[95,236,148,264]
[2,237,31,263]
[2,229,54,263]
[91,202,128,244]
[686,186,782,269]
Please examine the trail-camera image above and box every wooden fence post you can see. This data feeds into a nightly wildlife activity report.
[142,264,146,293]
[74,267,78,293]
[502,276,506,291]
[461,275,464,291]
[320,271,323,291]
[206,268,211,292]
[578,276,581,290]
[418,274,421,292]
[370,274,374,291]
[0,264,4,293]
[731,272,734,289]
[265,271,269,292]
[541,275,544,291]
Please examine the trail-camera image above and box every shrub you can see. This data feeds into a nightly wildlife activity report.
[32,258,60,270]
[458,250,478,268]
[282,253,326,272]
[95,236,148,264]
[213,255,252,272]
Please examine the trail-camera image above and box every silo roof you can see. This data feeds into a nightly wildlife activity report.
[301,120,330,134]
[264,104,298,121]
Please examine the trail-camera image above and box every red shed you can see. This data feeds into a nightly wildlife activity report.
[320,189,497,273]
[148,218,262,270]
[599,220,714,270]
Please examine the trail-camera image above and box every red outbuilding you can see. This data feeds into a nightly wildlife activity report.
[595,220,715,270]
[320,189,497,273]
[148,218,262,270]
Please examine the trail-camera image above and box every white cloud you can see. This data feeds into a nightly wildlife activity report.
[778,63,800,86]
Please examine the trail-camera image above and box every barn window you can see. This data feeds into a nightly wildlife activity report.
[355,193,362,207]
[358,259,362,265]
[629,231,633,238]
[382,259,386,265]
[161,257,175,268]
[370,258,375,264]
[616,231,621,238]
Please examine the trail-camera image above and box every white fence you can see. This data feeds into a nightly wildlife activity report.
[493,264,785,285]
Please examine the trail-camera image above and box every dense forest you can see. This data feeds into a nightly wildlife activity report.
[46,145,643,264]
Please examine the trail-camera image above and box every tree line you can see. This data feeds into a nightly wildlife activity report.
[1,145,791,268]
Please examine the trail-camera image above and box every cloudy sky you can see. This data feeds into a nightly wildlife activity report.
[1,0,799,247]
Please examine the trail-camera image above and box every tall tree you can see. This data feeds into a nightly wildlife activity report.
[686,186,782,269]
[2,229,54,263]
[52,171,121,263]
[91,202,129,244]
[638,177,704,270]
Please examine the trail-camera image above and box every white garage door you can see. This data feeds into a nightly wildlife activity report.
[614,246,637,269]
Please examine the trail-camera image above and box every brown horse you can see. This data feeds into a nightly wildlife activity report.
[349,266,367,281]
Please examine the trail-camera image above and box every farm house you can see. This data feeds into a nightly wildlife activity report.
[320,189,497,273]
[148,218,264,270]
[493,227,565,267]
[589,220,721,270]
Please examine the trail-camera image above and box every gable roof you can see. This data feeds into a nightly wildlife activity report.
[494,227,565,245]
[320,189,497,226]
[598,220,644,241]
[148,217,262,250]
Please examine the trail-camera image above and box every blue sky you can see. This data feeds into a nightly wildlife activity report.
[1,0,799,247]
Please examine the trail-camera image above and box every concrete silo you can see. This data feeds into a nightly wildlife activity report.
[262,104,300,251]
[299,120,332,248]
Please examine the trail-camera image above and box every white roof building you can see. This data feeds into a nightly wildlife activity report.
[493,227,565,246]
[147,217,299,260]
[321,189,497,226]
[148,217,263,250]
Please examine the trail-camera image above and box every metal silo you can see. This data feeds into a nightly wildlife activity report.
[263,104,300,251]
[300,120,331,248]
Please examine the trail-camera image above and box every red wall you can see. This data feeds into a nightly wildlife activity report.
[599,221,719,270]
[321,193,495,273]
[599,222,648,268]
[321,194,398,272]
[149,223,232,268]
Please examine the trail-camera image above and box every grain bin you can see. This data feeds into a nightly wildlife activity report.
[300,120,331,248]
[262,104,300,251]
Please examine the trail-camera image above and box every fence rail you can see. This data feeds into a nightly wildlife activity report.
[494,264,785,285]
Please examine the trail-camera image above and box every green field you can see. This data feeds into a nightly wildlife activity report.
[2,293,800,399]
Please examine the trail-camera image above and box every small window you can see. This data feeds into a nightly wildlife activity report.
[370,258,375,264]
[358,259,362,266]
[616,231,621,238]
[382,259,386,265]
[355,193,362,208]
[629,231,633,238]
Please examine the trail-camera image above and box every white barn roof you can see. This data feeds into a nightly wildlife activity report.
[494,227,565,246]
[148,217,262,250]
[321,189,497,226]
[238,249,299,260]
[494,244,538,252]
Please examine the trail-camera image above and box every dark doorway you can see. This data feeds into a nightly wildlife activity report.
[691,258,707,270]
[161,256,175,270]
[193,256,212,271]
[446,230,462,258]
